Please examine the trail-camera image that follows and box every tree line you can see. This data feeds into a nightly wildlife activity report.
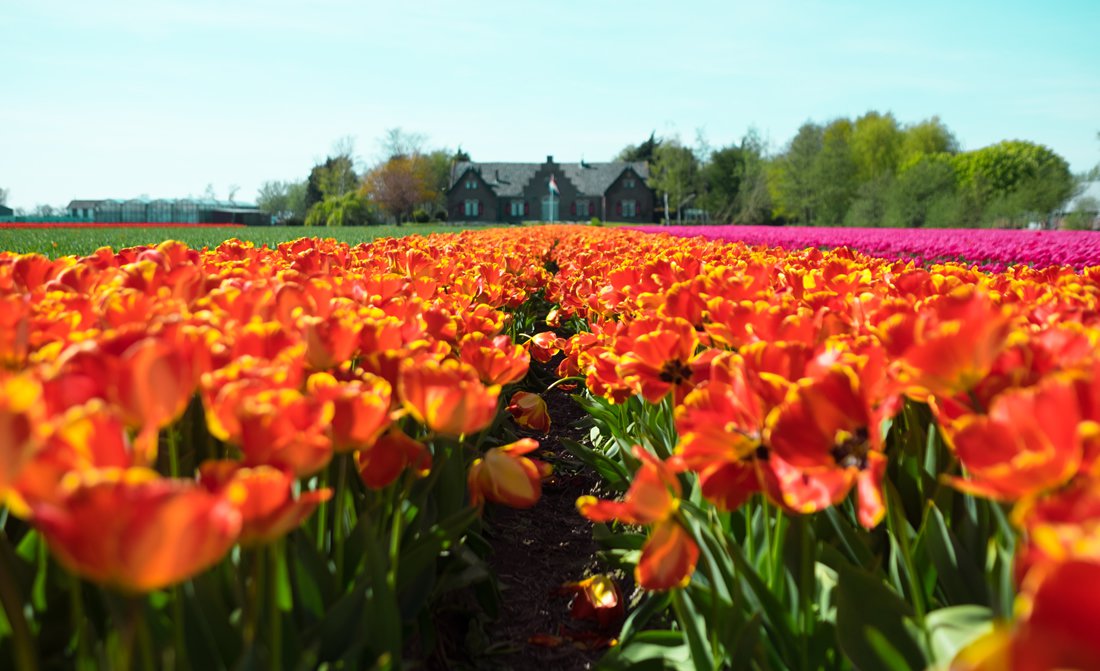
[631,112,1085,228]
[257,130,469,227]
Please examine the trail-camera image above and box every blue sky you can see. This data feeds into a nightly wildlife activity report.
[2,0,1098,209]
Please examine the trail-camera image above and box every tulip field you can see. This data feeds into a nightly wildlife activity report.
[2,224,1100,670]
[630,224,1100,272]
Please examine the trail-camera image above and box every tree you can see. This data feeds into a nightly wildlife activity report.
[733,129,773,224]
[379,127,427,161]
[257,180,308,224]
[954,140,1075,222]
[767,122,823,223]
[362,156,435,224]
[900,117,959,166]
[0,187,8,205]
[810,118,859,226]
[648,141,700,225]
[453,147,471,163]
[886,154,960,228]
[850,111,903,182]
[699,145,745,223]
[304,191,374,227]
[617,132,660,163]
[306,155,358,210]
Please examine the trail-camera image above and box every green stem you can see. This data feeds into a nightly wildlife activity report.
[244,549,265,646]
[172,585,186,669]
[315,468,329,553]
[70,574,91,670]
[387,475,410,590]
[798,518,814,671]
[135,599,154,671]
[333,455,349,586]
[543,375,585,392]
[267,543,282,664]
[166,427,179,478]
[770,507,788,596]
[0,531,38,671]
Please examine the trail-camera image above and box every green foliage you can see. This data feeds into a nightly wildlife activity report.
[768,122,824,223]
[306,155,359,209]
[885,155,961,228]
[304,192,375,227]
[761,113,1072,227]
[256,180,308,225]
[617,132,660,163]
[576,391,1011,671]
[900,117,958,166]
[649,142,702,225]
[851,111,903,182]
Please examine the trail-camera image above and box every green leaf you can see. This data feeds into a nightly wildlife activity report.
[671,589,716,671]
[924,505,989,606]
[619,592,672,642]
[924,605,993,665]
[560,437,631,490]
[834,562,927,671]
[597,630,694,671]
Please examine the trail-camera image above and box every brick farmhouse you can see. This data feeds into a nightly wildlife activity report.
[446,155,655,223]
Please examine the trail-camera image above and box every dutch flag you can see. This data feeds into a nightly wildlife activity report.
[549,175,559,195]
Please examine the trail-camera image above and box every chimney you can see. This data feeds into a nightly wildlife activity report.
[546,155,554,164]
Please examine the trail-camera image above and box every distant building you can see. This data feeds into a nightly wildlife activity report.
[66,198,272,225]
[446,156,654,223]
[0,204,13,218]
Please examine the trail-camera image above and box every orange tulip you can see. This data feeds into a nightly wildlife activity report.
[506,391,551,433]
[398,359,500,436]
[307,371,392,452]
[942,376,1083,502]
[458,333,530,385]
[617,316,701,404]
[638,519,701,591]
[31,468,241,592]
[0,372,47,497]
[578,446,698,590]
[354,427,432,489]
[468,438,547,509]
[886,287,1014,400]
[7,401,132,517]
[237,388,334,477]
[199,460,331,546]
[300,312,361,370]
[560,574,624,629]
[951,560,1100,671]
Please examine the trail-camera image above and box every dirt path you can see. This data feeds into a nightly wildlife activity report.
[477,385,609,671]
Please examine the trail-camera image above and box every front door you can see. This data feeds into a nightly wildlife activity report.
[540,197,559,222]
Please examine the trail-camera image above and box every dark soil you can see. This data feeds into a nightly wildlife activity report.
[476,384,610,671]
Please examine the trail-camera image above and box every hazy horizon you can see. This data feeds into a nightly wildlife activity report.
[3,0,1098,210]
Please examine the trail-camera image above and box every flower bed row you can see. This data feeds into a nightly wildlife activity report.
[629,224,1100,271]
[0,222,247,228]
[3,225,1100,670]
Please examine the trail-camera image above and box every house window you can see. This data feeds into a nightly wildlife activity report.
[624,177,636,189]
[510,200,525,217]
[622,199,637,218]
[464,199,480,217]
[574,199,590,218]
[466,179,476,189]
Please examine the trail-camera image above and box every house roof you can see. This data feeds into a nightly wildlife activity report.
[67,199,103,209]
[451,161,649,197]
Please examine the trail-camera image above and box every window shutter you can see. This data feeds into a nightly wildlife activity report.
[477,200,483,216]
[570,201,576,216]
[524,202,530,216]
[616,201,622,216]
